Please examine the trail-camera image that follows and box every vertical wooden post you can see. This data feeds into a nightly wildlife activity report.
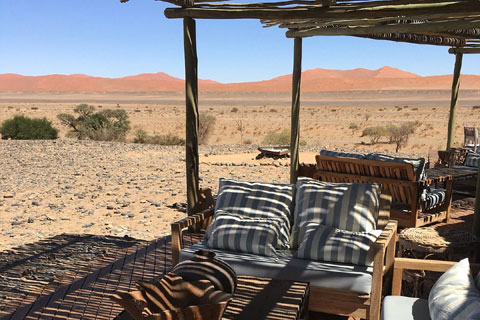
[290,37,302,184]
[184,17,199,215]
[473,163,480,238]
[446,52,463,149]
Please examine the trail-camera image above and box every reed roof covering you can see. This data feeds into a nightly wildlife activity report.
[144,0,480,47]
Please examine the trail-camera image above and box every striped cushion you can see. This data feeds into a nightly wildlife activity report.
[422,188,446,210]
[428,258,480,320]
[465,151,480,168]
[206,211,282,257]
[319,149,366,159]
[466,306,480,320]
[476,273,480,290]
[291,178,381,248]
[365,153,426,180]
[295,223,381,266]
[210,178,294,249]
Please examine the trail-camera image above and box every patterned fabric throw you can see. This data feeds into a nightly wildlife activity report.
[208,178,294,249]
[206,211,284,257]
[295,223,381,266]
[291,178,380,248]
[428,258,480,320]
[465,151,480,168]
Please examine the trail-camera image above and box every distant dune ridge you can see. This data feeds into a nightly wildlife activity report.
[1,66,480,92]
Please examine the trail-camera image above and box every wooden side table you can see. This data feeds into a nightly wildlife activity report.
[223,276,310,320]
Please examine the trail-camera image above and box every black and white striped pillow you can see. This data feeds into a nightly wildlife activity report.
[208,178,294,249]
[206,210,284,257]
[295,223,381,266]
[465,152,480,168]
[291,178,380,248]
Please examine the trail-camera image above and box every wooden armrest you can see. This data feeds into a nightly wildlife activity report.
[392,258,480,295]
[171,207,214,230]
[171,207,214,267]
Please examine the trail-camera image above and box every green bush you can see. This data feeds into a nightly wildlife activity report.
[199,112,216,144]
[262,129,306,146]
[0,115,58,140]
[361,126,386,144]
[57,104,130,141]
[386,121,420,152]
[133,129,185,146]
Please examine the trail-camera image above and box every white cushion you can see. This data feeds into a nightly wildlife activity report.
[206,211,283,257]
[291,178,380,248]
[295,223,381,266]
[428,258,480,320]
[209,178,294,249]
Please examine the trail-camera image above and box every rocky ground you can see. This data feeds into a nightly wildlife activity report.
[0,140,302,252]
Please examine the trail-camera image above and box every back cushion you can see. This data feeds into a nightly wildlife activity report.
[209,178,294,249]
[365,153,426,180]
[319,149,366,159]
[465,151,480,168]
[291,177,381,248]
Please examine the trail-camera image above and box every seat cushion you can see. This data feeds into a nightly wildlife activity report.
[428,258,480,320]
[381,296,430,320]
[209,178,294,249]
[295,223,381,266]
[422,188,446,211]
[206,211,283,257]
[181,241,374,294]
[291,177,380,248]
[365,153,426,180]
[319,149,366,159]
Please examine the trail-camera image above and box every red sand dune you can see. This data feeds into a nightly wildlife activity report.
[1,67,479,92]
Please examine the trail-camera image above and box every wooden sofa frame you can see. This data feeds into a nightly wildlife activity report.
[390,257,480,295]
[313,155,454,228]
[171,194,397,320]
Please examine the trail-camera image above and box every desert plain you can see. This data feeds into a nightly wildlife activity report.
[1,89,480,252]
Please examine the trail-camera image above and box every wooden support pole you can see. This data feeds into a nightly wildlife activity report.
[446,52,463,149]
[290,37,302,184]
[184,17,200,215]
[474,165,480,239]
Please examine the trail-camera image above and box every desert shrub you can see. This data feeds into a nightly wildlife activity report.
[244,138,253,145]
[57,104,130,141]
[133,129,149,144]
[269,108,278,113]
[349,123,359,134]
[473,106,480,110]
[231,107,239,113]
[0,115,58,140]
[386,121,420,152]
[263,129,290,145]
[364,114,371,122]
[199,112,216,144]
[361,126,386,144]
[133,129,185,146]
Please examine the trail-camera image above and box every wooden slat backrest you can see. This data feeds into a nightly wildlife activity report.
[314,155,419,207]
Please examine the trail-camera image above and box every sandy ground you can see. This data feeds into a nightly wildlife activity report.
[1,91,480,251]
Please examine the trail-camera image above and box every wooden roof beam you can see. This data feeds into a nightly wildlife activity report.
[164,1,480,20]
[449,47,480,53]
[285,19,480,38]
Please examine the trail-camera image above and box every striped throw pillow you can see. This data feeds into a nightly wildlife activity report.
[294,223,381,266]
[206,211,283,257]
[291,178,380,248]
[465,152,480,168]
[209,178,294,249]
[428,258,480,320]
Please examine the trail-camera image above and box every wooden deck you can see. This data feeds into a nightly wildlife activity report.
[0,192,477,320]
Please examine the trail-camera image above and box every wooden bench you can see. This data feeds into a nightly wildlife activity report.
[310,155,453,228]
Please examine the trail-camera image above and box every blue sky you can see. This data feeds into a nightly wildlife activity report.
[1,0,479,83]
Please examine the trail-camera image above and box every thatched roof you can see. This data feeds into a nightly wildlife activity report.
[127,0,480,47]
